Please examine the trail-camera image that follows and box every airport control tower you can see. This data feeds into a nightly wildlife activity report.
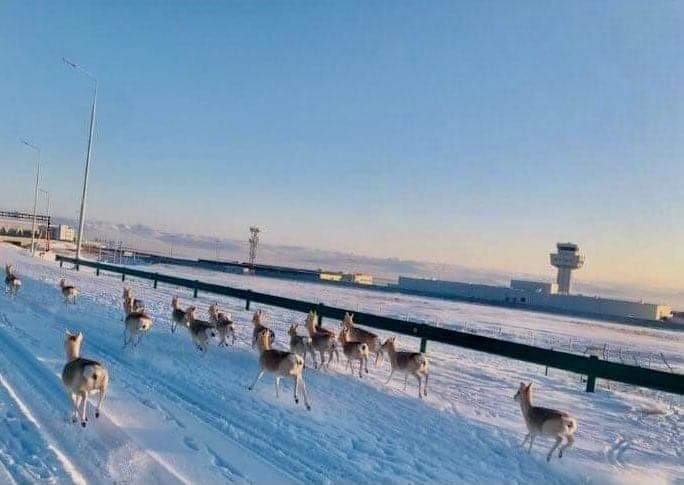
[549,243,585,294]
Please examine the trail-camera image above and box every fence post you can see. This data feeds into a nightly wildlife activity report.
[245,290,251,310]
[153,274,158,289]
[75,263,80,271]
[121,273,126,282]
[586,355,599,392]
[317,303,324,327]
[59,260,63,268]
[193,280,199,298]
[96,268,100,276]
[420,337,427,353]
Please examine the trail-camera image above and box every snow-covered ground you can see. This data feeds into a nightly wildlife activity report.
[0,244,681,484]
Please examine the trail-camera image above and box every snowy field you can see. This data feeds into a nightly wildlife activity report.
[0,244,681,484]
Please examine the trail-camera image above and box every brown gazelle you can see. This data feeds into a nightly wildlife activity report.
[248,329,311,411]
[185,306,217,353]
[341,312,381,366]
[513,382,577,461]
[251,309,274,349]
[62,331,109,427]
[59,278,79,304]
[380,337,429,398]
[208,303,236,346]
[123,296,154,347]
[4,264,21,296]
[123,287,144,312]
[170,296,188,333]
[339,326,370,378]
[305,311,339,369]
[288,323,313,365]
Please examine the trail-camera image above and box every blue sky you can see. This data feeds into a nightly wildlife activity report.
[1,1,682,287]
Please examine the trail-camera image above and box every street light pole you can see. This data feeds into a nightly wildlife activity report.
[64,57,97,261]
[21,140,40,256]
[39,189,51,251]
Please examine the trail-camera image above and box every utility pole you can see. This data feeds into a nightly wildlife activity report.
[64,57,97,261]
[20,140,40,256]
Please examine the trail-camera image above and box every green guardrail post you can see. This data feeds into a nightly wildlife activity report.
[59,260,63,268]
[317,303,324,326]
[121,273,126,282]
[193,280,199,298]
[245,290,251,310]
[153,275,158,289]
[75,262,80,271]
[420,337,427,353]
[96,268,100,276]
[586,355,598,392]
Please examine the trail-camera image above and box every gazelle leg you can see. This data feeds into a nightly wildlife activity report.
[364,356,369,374]
[79,391,88,427]
[298,376,311,411]
[528,434,536,453]
[520,433,530,448]
[384,370,394,386]
[96,387,106,418]
[293,376,300,404]
[248,369,264,391]
[403,373,408,390]
[275,377,281,398]
[558,435,574,458]
[414,372,423,398]
[69,393,80,423]
[547,437,562,462]
[423,371,429,396]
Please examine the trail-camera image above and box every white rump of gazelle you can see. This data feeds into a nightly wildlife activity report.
[248,329,311,410]
[513,382,577,461]
[62,330,109,427]
[123,294,153,347]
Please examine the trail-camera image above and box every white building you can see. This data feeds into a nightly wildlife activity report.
[397,243,672,323]
[50,225,75,242]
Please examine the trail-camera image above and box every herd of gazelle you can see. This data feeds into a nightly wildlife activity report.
[4,263,578,461]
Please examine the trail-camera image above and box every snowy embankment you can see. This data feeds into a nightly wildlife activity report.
[0,244,681,484]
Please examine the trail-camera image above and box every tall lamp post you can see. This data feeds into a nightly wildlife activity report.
[20,139,40,256]
[64,57,97,261]
[39,188,51,251]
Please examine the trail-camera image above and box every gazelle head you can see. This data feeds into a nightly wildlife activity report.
[380,337,397,354]
[64,330,84,361]
[252,309,264,326]
[305,311,317,330]
[123,287,132,299]
[288,323,299,337]
[59,278,66,288]
[5,264,12,275]
[343,312,354,327]
[171,295,180,309]
[513,382,532,403]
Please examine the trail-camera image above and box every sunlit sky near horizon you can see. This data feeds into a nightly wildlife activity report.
[1,1,682,289]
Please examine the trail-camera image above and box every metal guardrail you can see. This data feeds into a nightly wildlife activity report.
[57,255,684,396]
